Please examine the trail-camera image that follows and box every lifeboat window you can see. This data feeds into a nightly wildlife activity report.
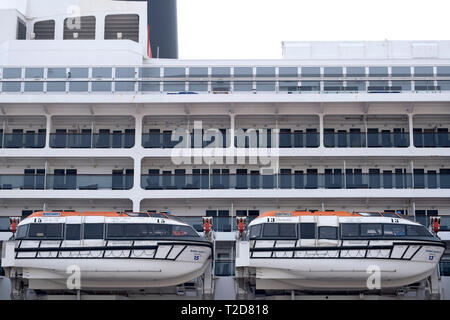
[249,224,262,239]
[341,224,360,238]
[382,213,401,218]
[318,226,338,240]
[16,225,29,239]
[172,225,199,237]
[83,223,104,240]
[299,223,316,239]
[383,224,406,237]
[361,224,382,237]
[406,225,434,237]
[65,224,81,240]
[28,223,63,239]
[262,223,296,238]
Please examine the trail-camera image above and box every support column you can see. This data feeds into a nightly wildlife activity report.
[134,114,143,149]
[343,160,347,189]
[408,113,414,148]
[45,115,51,149]
[133,156,142,192]
[229,114,235,148]
[132,198,141,212]
[2,118,6,148]
[410,160,415,189]
[412,200,416,221]
[319,114,324,148]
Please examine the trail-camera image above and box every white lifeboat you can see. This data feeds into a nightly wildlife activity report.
[1,211,213,291]
[236,210,446,291]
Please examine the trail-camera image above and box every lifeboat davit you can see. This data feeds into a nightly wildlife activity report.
[1,211,213,291]
[236,211,446,291]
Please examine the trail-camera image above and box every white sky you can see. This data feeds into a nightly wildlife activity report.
[178,0,450,60]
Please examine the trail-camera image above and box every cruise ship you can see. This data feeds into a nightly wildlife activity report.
[0,0,450,300]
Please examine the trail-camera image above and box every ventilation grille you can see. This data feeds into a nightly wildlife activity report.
[63,16,96,40]
[104,14,139,42]
[34,20,55,40]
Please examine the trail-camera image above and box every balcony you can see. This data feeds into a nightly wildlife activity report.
[140,173,450,190]
[0,132,45,148]
[0,174,133,190]
[324,132,410,148]
[414,132,450,148]
[50,132,135,148]
[141,131,320,148]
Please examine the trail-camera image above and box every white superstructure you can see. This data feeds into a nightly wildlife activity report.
[0,0,449,299]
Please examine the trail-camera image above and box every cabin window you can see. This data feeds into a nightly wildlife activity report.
[104,14,139,42]
[299,223,316,239]
[383,224,406,237]
[65,224,81,240]
[249,224,262,239]
[406,225,434,237]
[16,225,29,239]
[28,223,63,239]
[63,16,96,40]
[341,224,360,238]
[318,226,338,240]
[33,20,55,40]
[361,224,382,237]
[262,223,296,238]
[83,223,104,239]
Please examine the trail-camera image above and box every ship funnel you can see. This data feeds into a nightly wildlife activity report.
[121,0,178,59]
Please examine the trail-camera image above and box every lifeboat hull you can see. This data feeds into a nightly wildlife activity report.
[249,243,445,290]
[4,240,212,290]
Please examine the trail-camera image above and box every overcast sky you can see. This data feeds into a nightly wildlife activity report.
[178,0,450,60]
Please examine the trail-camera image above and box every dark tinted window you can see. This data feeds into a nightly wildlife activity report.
[0,217,9,231]
[249,224,262,239]
[16,225,29,239]
[83,223,104,239]
[172,225,199,237]
[361,224,382,236]
[383,224,406,237]
[262,223,296,238]
[392,66,411,77]
[302,67,320,77]
[369,67,388,77]
[382,213,400,218]
[300,223,316,239]
[324,67,343,77]
[347,67,365,77]
[28,223,63,239]
[65,224,81,240]
[437,66,450,77]
[406,225,433,237]
[319,226,338,239]
[414,66,434,77]
[341,224,359,237]
[279,67,298,77]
